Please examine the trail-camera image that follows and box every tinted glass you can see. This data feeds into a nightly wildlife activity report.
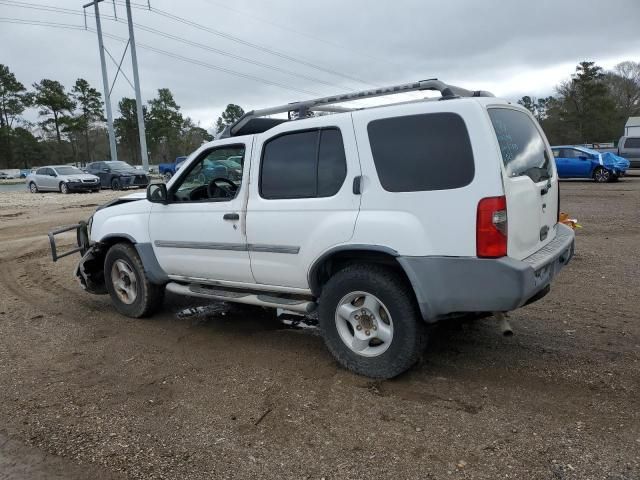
[172,146,245,202]
[367,113,474,192]
[624,137,640,148]
[106,161,134,169]
[36,168,46,175]
[488,108,552,182]
[317,129,347,197]
[56,166,83,175]
[261,130,319,199]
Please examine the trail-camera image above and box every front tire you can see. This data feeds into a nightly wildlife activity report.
[60,182,69,194]
[111,178,121,190]
[593,167,610,183]
[104,243,164,318]
[318,264,427,379]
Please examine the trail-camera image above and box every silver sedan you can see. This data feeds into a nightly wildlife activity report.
[26,165,101,194]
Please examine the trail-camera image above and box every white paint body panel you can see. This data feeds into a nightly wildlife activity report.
[246,115,361,288]
[350,98,505,257]
[88,96,559,293]
[148,137,255,283]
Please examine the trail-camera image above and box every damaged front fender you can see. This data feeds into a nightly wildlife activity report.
[75,244,108,294]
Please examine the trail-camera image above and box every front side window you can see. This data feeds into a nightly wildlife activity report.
[367,112,475,192]
[170,145,245,202]
[260,128,347,199]
[488,108,552,182]
[55,166,84,175]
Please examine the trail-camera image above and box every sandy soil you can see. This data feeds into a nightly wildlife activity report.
[0,181,638,480]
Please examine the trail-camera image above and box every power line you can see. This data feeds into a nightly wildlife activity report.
[202,0,400,70]
[0,17,86,30]
[99,30,324,97]
[0,0,349,92]
[113,19,352,92]
[0,0,116,21]
[114,0,378,89]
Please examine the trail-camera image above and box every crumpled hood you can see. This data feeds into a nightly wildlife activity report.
[96,191,146,211]
[601,152,630,170]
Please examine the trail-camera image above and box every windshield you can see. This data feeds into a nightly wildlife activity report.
[488,108,552,182]
[105,161,134,170]
[55,166,83,175]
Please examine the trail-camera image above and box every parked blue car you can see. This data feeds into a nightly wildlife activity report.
[552,146,629,182]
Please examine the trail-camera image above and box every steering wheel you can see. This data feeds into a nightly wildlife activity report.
[207,177,238,199]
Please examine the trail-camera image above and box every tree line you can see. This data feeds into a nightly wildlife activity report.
[3,60,638,170]
[0,64,219,169]
[518,61,640,145]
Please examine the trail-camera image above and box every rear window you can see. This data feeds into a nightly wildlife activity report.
[488,108,552,182]
[624,137,640,148]
[367,112,474,192]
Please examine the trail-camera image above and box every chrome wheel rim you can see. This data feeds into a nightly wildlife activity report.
[111,259,138,304]
[61,183,67,193]
[595,169,609,182]
[334,291,394,357]
[30,183,37,193]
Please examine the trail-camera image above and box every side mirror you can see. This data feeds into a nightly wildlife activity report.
[147,183,168,204]
[578,156,589,161]
[50,172,57,177]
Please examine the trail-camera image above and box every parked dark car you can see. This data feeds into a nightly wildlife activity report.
[85,161,150,190]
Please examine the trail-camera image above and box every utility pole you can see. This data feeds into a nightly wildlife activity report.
[83,0,118,162]
[125,0,149,172]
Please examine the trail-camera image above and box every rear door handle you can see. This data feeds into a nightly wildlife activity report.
[223,213,239,221]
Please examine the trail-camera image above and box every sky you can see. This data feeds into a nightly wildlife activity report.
[1,0,639,132]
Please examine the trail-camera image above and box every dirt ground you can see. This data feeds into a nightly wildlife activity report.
[0,179,638,480]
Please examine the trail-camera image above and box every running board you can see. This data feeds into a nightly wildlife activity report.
[165,282,317,313]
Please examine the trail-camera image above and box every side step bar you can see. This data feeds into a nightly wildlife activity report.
[165,282,317,314]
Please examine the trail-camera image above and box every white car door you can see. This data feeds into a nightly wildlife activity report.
[148,139,255,284]
[246,115,361,289]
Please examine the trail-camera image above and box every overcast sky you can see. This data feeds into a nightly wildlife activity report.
[1,0,639,131]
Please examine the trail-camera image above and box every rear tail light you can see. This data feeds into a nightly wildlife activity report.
[477,196,507,258]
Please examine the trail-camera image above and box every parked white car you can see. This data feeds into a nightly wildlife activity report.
[27,165,101,193]
[49,79,575,378]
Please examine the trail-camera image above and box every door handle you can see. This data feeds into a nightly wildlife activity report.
[223,213,239,221]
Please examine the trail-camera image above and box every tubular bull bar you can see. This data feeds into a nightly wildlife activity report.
[48,221,90,262]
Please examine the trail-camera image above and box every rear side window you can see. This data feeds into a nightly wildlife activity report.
[260,128,347,199]
[624,137,640,148]
[488,108,552,182]
[36,168,45,175]
[367,112,474,192]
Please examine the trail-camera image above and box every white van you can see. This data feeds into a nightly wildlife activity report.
[50,79,575,378]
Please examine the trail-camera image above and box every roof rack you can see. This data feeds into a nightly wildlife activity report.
[222,79,494,138]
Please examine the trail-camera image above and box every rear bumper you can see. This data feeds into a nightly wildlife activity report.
[398,224,575,322]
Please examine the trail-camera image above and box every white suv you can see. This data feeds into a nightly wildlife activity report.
[50,79,575,379]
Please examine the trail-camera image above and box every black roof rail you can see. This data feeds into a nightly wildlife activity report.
[219,79,494,138]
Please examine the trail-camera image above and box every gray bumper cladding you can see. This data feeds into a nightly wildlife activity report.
[398,224,575,322]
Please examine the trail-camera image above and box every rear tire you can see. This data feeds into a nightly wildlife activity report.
[593,167,610,183]
[29,182,38,193]
[163,172,173,182]
[104,243,164,318]
[318,264,427,379]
